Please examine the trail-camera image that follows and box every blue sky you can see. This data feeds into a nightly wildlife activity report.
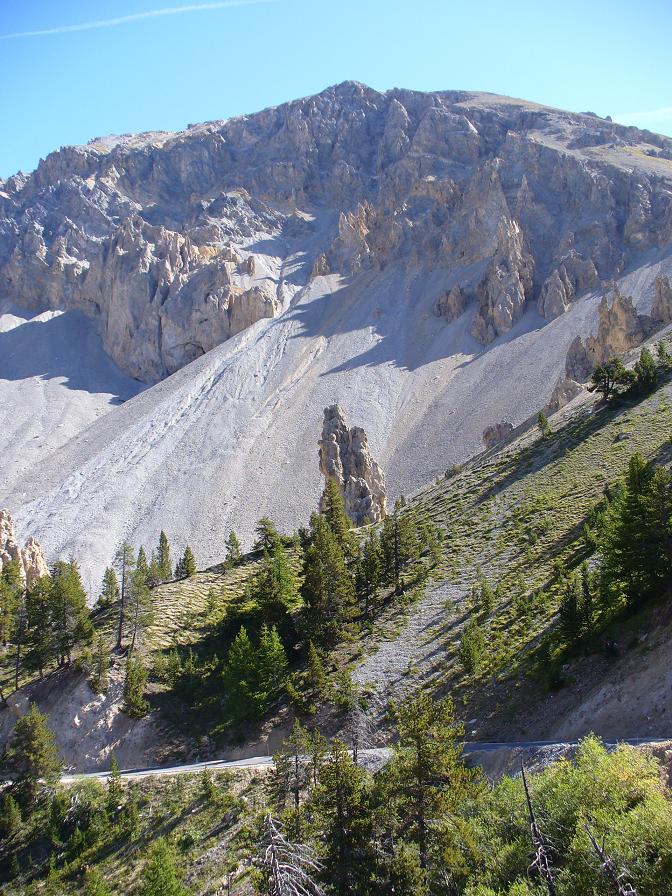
[1,0,670,178]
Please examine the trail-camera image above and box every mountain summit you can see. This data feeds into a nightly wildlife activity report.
[1,84,671,585]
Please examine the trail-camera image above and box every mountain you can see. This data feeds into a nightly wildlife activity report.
[1,82,672,587]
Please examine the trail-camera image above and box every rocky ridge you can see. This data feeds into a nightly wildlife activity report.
[3,83,672,382]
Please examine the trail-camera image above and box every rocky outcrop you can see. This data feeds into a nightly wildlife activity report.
[482,421,514,449]
[470,219,534,344]
[651,275,672,325]
[318,406,386,526]
[538,250,598,320]
[2,83,672,382]
[565,286,651,382]
[545,378,584,414]
[0,510,49,588]
[434,285,466,321]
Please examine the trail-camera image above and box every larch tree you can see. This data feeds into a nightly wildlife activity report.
[157,530,172,582]
[115,542,136,650]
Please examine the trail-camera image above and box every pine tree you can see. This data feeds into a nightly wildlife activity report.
[140,838,187,896]
[99,566,119,608]
[83,867,111,896]
[559,572,584,642]
[382,692,476,879]
[5,702,62,806]
[257,624,288,705]
[380,504,422,594]
[90,634,110,694]
[537,411,552,439]
[355,530,382,617]
[225,530,242,567]
[223,626,258,719]
[657,340,672,370]
[175,546,196,579]
[459,618,485,673]
[250,542,300,630]
[0,558,23,646]
[320,478,357,559]
[157,530,172,582]
[107,753,123,817]
[147,552,161,588]
[24,576,53,677]
[115,542,136,650]
[128,560,153,656]
[589,358,635,401]
[254,517,282,553]
[50,560,93,665]
[301,513,356,647]
[307,640,327,696]
[123,654,149,717]
[0,792,21,839]
[312,740,376,894]
[634,346,658,392]
[136,547,149,584]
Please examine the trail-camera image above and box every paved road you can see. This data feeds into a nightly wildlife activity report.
[61,737,672,782]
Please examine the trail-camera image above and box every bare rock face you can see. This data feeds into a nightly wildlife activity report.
[434,285,466,321]
[482,421,514,449]
[470,219,534,344]
[545,377,584,414]
[538,250,598,320]
[2,83,672,383]
[318,405,386,526]
[0,509,49,588]
[651,275,672,324]
[565,286,647,382]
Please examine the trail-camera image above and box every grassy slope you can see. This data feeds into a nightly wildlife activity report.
[349,335,672,738]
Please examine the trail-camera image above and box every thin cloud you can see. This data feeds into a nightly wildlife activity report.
[0,1,271,40]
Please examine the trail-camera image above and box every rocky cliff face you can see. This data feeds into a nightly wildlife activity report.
[3,83,672,381]
[319,405,387,526]
[0,509,49,589]
[565,278,672,382]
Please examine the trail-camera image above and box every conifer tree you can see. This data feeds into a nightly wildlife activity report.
[559,572,584,642]
[5,702,62,806]
[123,654,149,717]
[382,693,476,880]
[223,626,258,718]
[460,618,485,673]
[0,792,21,839]
[128,559,153,656]
[537,411,552,439]
[140,838,187,896]
[257,624,288,703]
[250,542,300,630]
[83,867,112,896]
[157,530,172,583]
[634,346,658,392]
[24,576,53,677]
[107,753,123,817]
[355,530,382,617]
[147,552,161,588]
[175,546,196,579]
[307,640,327,696]
[0,558,23,646]
[99,566,119,608]
[225,530,242,567]
[312,740,376,894]
[320,478,358,559]
[115,542,136,650]
[255,517,282,553]
[50,560,93,665]
[90,634,110,694]
[301,513,356,647]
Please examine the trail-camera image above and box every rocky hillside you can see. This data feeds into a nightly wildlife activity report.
[2,83,672,585]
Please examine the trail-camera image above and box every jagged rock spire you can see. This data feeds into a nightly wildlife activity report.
[0,509,49,589]
[318,406,386,526]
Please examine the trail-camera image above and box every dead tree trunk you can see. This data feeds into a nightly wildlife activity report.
[584,823,638,896]
[521,762,557,896]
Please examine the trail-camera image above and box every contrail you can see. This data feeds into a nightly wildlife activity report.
[0,1,272,40]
